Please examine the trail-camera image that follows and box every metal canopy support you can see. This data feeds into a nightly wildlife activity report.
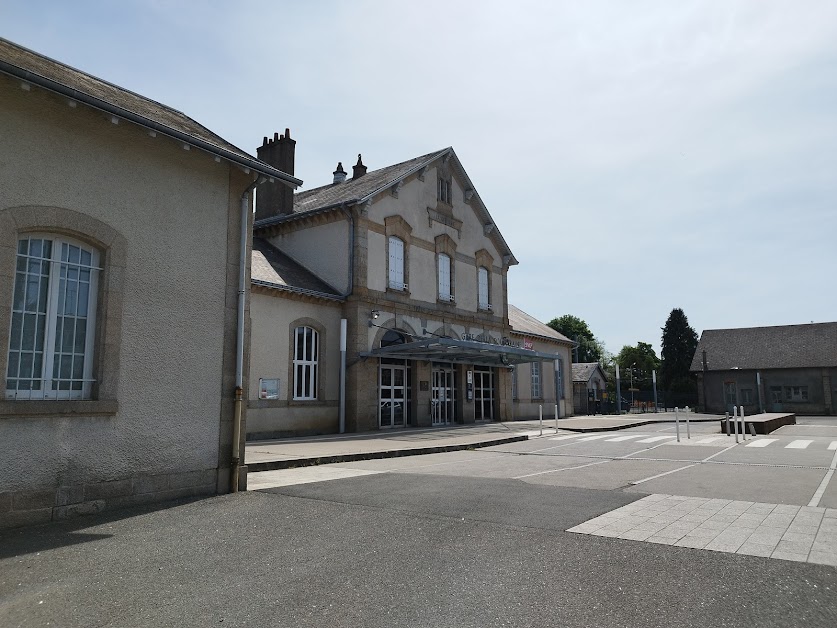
[359,337,562,368]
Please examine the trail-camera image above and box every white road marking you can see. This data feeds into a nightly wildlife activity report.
[746,439,778,448]
[548,434,586,441]
[631,464,696,485]
[576,434,614,441]
[786,440,813,449]
[513,459,609,479]
[829,441,837,451]
[605,435,644,442]
[808,449,837,507]
[637,436,675,443]
[694,437,726,444]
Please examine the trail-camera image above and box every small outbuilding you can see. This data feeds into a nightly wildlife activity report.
[571,362,608,415]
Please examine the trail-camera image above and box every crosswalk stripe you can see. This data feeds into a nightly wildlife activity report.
[745,439,778,448]
[829,441,837,451]
[605,435,644,442]
[549,434,586,441]
[577,434,614,441]
[694,437,726,444]
[786,440,813,449]
[637,436,675,443]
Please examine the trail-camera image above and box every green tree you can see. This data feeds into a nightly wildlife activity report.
[547,314,604,363]
[616,342,660,390]
[660,308,699,393]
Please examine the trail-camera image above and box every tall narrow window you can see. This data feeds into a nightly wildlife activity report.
[438,253,452,302]
[438,177,452,204]
[388,236,405,290]
[6,236,99,399]
[293,326,319,400]
[478,266,490,310]
[511,366,518,400]
[531,361,542,399]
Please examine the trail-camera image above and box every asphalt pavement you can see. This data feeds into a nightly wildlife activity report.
[2,415,836,627]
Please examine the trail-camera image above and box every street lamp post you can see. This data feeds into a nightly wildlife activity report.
[630,362,636,411]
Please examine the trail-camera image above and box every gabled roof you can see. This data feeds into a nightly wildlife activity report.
[255,147,517,265]
[0,37,301,187]
[689,322,837,371]
[508,305,572,344]
[292,150,448,213]
[572,362,606,383]
[251,238,342,300]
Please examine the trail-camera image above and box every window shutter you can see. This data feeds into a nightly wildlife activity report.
[438,254,450,299]
[389,237,404,288]
[478,267,489,308]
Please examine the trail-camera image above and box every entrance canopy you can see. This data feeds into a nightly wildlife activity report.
[360,337,562,368]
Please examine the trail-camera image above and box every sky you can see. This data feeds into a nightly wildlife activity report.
[3,0,836,356]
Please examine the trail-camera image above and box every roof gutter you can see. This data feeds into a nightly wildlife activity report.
[0,60,303,188]
[252,279,345,302]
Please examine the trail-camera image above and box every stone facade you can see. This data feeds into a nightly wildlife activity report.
[249,145,568,435]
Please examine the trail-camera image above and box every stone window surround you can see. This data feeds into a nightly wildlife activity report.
[0,206,125,418]
[286,317,326,405]
[384,215,412,294]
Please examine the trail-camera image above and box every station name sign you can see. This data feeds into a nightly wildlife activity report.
[462,333,524,349]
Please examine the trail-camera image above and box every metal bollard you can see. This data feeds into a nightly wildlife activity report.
[733,406,739,443]
[740,405,746,441]
[725,412,730,436]
[675,406,680,442]
[539,405,543,436]
[686,406,691,439]
[555,404,559,432]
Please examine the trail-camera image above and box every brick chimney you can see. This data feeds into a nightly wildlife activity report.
[333,162,347,184]
[352,154,367,179]
[255,128,296,221]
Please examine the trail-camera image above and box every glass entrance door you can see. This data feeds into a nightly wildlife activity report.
[431,364,455,425]
[474,367,494,421]
[379,364,406,428]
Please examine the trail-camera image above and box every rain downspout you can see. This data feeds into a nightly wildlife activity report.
[231,175,266,493]
[338,204,354,433]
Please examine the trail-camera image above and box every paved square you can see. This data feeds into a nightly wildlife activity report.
[567,494,837,566]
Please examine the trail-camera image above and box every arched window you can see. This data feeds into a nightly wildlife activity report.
[388,236,405,290]
[477,266,490,310]
[293,326,319,400]
[6,235,99,399]
[438,253,452,302]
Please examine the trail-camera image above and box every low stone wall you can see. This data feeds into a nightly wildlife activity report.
[0,468,218,530]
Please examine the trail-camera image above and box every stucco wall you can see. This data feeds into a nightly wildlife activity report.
[266,219,349,293]
[701,367,835,415]
[511,336,573,419]
[0,76,246,525]
[247,291,342,437]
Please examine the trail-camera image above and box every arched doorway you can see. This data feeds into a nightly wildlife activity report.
[378,329,412,428]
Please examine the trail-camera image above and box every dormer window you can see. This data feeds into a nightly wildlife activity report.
[438,177,452,205]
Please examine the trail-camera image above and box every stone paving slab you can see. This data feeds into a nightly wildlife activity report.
[567,494,837,567]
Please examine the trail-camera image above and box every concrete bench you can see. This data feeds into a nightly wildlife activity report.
[720,412,796,435]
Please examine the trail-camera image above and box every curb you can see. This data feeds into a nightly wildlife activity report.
[556,417,722,433]
[247,434,529,472]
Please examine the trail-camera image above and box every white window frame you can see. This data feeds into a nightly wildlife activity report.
[293,326,319,400]
[438,177,452,204]
[531,361,542,399]
[477,266,490,310]
[388,236,405,290]
[6,234,100,400]
[438,253,452,302]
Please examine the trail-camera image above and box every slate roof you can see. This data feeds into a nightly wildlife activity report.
[291,150,448,214]
[508,305,572,344]
[0,37,300,186]
[251,238,342,299]
[689,322,837,371]
[572,363,605,383]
